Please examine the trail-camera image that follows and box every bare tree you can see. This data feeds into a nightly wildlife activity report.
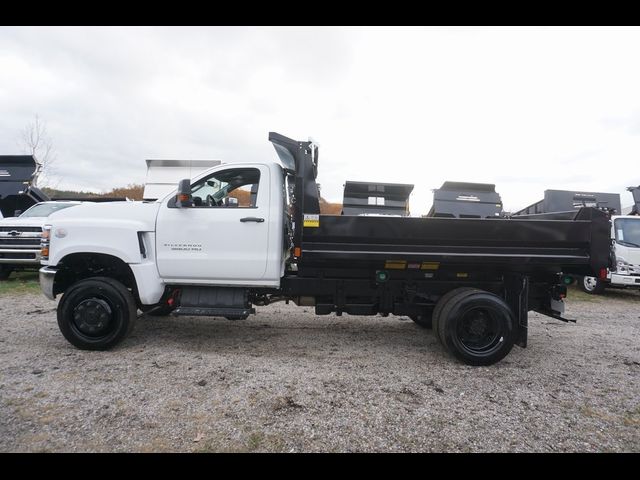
[18,114,58,188]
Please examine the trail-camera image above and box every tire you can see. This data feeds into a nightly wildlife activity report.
[140,304,174,317]
[432,288,480,345]
[57,277,137,350]
[0,266,13,280]
[579,275,606,295]
[409,307,434,329]
[437,289,516,366]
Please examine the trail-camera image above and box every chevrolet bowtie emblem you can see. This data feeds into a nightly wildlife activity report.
[8,230,21,237]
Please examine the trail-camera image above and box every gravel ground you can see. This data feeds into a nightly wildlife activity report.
[0,287,639,452]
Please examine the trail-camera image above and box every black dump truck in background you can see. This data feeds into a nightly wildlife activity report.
[514,189,622,216]
[0,155,49,218]
[341,181,413,216]
[426,181,504,218]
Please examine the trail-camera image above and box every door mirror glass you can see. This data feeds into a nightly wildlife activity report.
[226,197,239,208]
[14,210,22,217]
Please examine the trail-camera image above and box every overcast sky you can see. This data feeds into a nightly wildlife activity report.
[1,26,639,214]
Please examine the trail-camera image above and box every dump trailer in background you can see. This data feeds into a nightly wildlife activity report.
[0,155,49,218]
[426,181,503,218]
[515,189,622,216]
[341,181,413,216]
[514,188,640,294]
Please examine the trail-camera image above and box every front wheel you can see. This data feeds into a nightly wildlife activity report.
[436,289,516,366]
[57,277,137,350]
[579,276,606,294]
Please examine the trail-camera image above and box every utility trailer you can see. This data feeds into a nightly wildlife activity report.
[514,188,640,294]
[341,181,413,216]
[39,133,611,366]
[427,181,504,218]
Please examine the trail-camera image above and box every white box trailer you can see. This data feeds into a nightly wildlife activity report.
[143,159,222,201]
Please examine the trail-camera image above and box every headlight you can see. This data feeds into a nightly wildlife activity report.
[616,258,629,274]
[41,225,51,261]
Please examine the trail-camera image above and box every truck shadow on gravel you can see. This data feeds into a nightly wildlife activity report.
[124,313,456,362]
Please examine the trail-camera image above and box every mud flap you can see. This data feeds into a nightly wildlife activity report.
[505,273,529,348]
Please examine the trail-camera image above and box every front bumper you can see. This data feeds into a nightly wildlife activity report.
[39,266,57,300]
[0,249,41,265]
[610,273,640,287]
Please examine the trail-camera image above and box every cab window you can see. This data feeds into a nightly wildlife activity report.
[190,168,260,208]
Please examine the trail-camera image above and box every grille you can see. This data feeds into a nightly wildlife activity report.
[0,226,42,233]
[0,252,36,259]
[0,238,41,247]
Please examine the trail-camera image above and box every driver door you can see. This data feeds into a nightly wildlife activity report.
[155,165,270,283]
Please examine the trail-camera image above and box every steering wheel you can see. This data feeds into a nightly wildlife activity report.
[206,194,223,207]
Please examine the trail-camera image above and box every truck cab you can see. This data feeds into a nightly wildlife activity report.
[154,162,286,286]
[606,214,640,289]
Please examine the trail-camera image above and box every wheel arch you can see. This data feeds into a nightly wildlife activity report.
[52,252,139,300]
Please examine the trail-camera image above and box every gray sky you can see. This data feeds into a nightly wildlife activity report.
[1,26,639,214]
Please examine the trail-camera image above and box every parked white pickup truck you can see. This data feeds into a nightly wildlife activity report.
[0,201,82,279]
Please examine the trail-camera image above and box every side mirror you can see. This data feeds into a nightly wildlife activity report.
[226,197,239,208]
[14,210,22,217]
[176,179,193,207]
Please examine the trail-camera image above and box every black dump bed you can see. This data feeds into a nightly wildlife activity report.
[341,181,413,216]
[427,181,503,218]
[299,208,610,277]
[269,133,611,279]
[515,189,622,216]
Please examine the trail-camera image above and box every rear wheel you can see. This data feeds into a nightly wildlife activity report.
[0,266,13,280]
[57,277,137,350]
[432,288,480,344]
[579,276,606,294]
[436,289,516,366]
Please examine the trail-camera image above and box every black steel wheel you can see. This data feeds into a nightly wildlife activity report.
[437,289,516,366]
[432,287,480,344]
[579,275,606,295]
[57,277,137,350]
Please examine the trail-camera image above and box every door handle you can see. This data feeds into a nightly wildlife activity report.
[240,217,265,223]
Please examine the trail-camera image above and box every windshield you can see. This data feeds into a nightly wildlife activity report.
[20,203,78,218]
[615,218,640,248]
